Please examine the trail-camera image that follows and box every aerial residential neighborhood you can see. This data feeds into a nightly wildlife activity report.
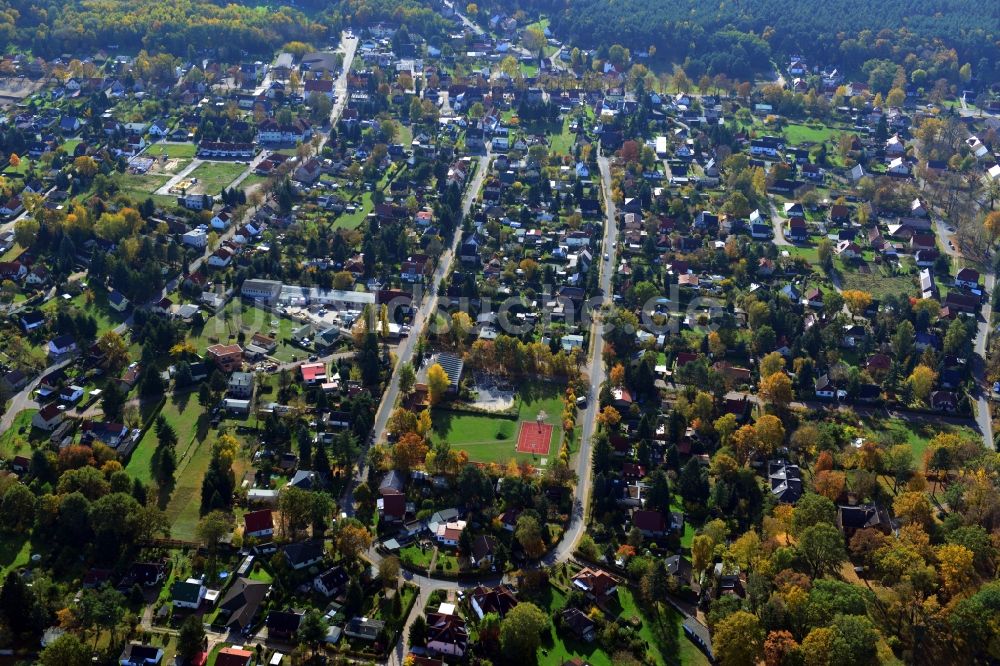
[0,0,998,665]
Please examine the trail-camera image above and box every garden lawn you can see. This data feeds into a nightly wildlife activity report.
[62,139,83,155]
[249,567,273,583]
[42,289,125,338]
[334,191,374,230]
[430,382,565,465]
[189,161,247,195]
[399,544,434,569]
[0,536,32,576]
[549,117,577,157]
[1,242,23,262]
[539,586,614,666]
[186,300,302,362]
[0,409,38,457]
[612,588,710,666]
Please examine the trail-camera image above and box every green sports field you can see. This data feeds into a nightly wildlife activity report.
[429,381,565,464]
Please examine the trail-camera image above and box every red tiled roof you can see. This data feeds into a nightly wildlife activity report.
[244,509,273,534]
[632,509,667,533]
[301,362,326,382]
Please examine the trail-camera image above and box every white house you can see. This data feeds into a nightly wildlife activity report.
[47,335,78,357]
[32,404,65,431]
[211,211,232,230]
[887,157,911,176]
[207,248,233,268]
[885,135,905,156]
[182,227,208,248]
[313,566,349,598]
[435,520,467,547]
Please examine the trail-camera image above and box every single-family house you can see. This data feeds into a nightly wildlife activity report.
[265,610,303,641]
[282,540,324,570]
[561,607,596,642]
[571,567,619,601]
[216,577,270,632]
[426,610,469,658]
[244,509,274,538]
[32,403,66,431]
[171,578,206,609]
[120,644,164,666]
[314,565,350,598]
[47,334,77,358]
[470,585,518,620]
[206,344,243,372]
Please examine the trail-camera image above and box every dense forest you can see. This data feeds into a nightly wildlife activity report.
[0,0,328,59]
[0,0,460,60]
[481,0,1000,84]
[313,0,456,41]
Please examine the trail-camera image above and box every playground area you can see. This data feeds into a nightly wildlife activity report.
[467,374,517,412]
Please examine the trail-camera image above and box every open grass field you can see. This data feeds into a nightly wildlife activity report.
[126,391,212,537]
[839,269,917,300]
[116,172,171,200]
[240,173,270,192]
[189,161,247,195]
[125,393,207,481]
[430,382,564,464]
[782,122,843,145]
[868,417,978,464]
[148,142,197,159]
[164,432,214,539]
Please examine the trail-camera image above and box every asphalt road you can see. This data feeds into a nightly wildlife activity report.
[546,153,617,562]
[340,150,491,516]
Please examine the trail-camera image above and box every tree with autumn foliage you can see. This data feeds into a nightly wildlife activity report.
[392,433,429,472]
[936,543,977,599]
[985,211,1000,244]
[759,372,794,408]
[609,363,625,386]
[893,491,934,530]
[764,630,800,666]
[597,405,621,429]
[426,363,449,405]
[842,289,873,316]
[907,364,937,404]
[731,425,759,466]
[333,519,373,562]
[754,414,785,457]
[714,611,764,665]
[813,469,846,501]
